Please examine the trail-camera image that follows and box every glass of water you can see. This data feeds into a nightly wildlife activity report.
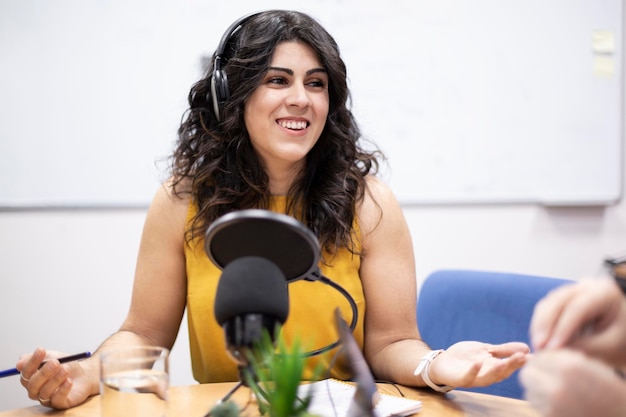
[100,346,169,417]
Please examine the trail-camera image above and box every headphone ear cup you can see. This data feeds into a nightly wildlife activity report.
[210,12,259,121]
[211,69,230,121]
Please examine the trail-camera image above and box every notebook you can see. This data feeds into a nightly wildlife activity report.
[296,309,421,417]
[299,379,422,417]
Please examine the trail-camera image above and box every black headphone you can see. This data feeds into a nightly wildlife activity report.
[211,12,261,121]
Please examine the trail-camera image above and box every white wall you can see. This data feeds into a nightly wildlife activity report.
[1,1,624,412]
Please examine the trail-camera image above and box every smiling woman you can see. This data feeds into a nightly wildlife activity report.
[15,9,530,411]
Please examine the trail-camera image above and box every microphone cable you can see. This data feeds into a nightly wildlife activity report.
[297,269,358,357]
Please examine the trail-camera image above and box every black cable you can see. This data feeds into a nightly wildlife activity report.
[296,270,359,357]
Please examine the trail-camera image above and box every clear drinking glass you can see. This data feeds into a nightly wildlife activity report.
[100,346,169,417]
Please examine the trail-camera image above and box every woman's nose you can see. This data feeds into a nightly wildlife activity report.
[285,84,311,108]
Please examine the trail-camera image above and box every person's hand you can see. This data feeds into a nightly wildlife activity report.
[530,279,626,365]
[519,348,626,417]
[16,347,96,409]
[429,341,529,388]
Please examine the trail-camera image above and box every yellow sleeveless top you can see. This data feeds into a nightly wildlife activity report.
[184,197,365,383]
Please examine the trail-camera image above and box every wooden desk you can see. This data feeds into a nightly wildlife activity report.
[0,382,540,417]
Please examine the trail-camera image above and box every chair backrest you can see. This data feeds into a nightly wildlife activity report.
[417,269,574,399]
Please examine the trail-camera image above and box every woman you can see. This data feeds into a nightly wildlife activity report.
[17,10,529,409]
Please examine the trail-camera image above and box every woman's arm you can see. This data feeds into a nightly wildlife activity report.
[17,181,189,409]
[358,176,528,389]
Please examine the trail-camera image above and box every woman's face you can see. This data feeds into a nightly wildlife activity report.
[244,41,329,171]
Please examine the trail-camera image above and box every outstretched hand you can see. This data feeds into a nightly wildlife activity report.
[429,341,530,388]
[17,347,96,409]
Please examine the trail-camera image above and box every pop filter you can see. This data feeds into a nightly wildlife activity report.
[205,209,320,282]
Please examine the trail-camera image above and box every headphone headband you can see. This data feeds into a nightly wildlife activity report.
[211,12,262,121]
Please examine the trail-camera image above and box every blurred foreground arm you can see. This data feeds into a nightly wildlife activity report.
[530,279,626,366]
[520,349,626,417]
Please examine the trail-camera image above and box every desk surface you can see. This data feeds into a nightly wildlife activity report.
[0,382,540,417]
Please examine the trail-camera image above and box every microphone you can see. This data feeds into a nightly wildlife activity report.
[214,256,289,367]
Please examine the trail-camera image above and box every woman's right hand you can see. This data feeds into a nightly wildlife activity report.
[17,347,97,409]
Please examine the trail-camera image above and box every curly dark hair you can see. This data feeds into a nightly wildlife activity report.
[170,9,382,255]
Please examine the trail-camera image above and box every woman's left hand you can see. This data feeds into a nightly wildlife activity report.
[429,341,530,388]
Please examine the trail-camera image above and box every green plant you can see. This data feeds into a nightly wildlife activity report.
[206,331,322,417]
[246,333,321,417]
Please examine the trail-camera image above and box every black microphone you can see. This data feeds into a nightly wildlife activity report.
[214,256,289,367]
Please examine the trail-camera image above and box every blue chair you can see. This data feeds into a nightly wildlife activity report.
[416,269,574,399]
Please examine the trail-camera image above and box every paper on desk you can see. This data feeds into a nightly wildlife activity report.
[298,379,422,417]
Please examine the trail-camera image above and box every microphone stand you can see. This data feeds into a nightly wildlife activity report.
[217,363,263,404]
[206,318,275,417]
[216,381,244,405]
[204,364,261,417]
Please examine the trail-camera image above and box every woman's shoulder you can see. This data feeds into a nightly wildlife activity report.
[358,175,403,236]
[361,175,401,212]
[147,177,192,223]
[363,175,394,199]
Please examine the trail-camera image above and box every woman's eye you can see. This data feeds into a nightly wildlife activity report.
[267,77,287,85]
[307,80,326,88]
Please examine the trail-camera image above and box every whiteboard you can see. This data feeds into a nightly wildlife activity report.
[0,0,622,208]
[358,0,623,205]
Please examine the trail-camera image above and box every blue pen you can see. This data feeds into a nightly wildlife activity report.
[0,352,92,378]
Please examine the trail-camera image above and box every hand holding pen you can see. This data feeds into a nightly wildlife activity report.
[0,351,91,378]
[10,348,94,409]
